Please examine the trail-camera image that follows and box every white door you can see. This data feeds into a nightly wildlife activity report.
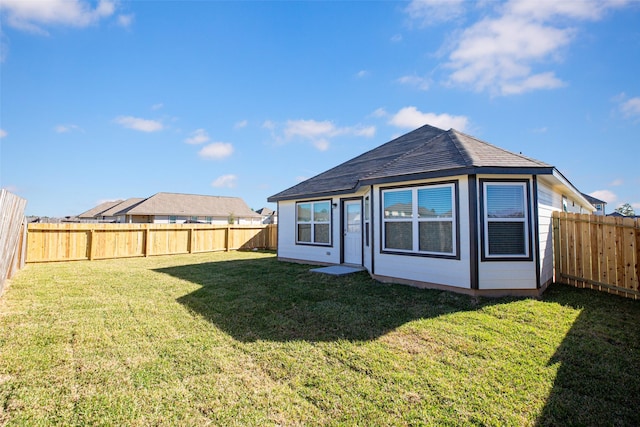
[343,200,362,265]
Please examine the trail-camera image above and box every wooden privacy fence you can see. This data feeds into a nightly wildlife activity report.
[553,212,640,299]
[26,223,277,263]
[0,190,28,293]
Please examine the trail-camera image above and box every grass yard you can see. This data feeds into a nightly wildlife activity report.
[1,251,639,426]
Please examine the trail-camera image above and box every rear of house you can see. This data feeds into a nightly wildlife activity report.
[269,124,594,297]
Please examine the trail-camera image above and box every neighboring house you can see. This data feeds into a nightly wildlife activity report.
[77,200,123,222]
[99,198,146,223]
[581,193,606,215]
[607,211,640,219]
[79,193,263,224]
[256,207,277,224]
[268,124,595,297]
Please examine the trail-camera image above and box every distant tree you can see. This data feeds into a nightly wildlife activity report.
[614,203,635,216]
[228,213,236,224]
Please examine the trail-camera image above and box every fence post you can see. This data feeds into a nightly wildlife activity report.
[88,229,95,260]
[553,212,561,283]
[145,226,151,257]
[225,225,231,252]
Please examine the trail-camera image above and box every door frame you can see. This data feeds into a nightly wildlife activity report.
[341,197,363,266]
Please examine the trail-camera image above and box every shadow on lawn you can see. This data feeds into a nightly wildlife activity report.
[536,284,640,426]
[156,256,497,343]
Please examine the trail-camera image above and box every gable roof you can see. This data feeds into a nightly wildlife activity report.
[256,207,275,216]
[78,200,123,218]
[268,124,554,202]
[125,192,261,218]
[100,198,146,217]
[581,193,606,206]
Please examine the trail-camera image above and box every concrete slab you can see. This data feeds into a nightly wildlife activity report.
[310,265,365,276]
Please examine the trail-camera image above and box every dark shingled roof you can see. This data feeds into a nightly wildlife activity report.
[268,124,554,202]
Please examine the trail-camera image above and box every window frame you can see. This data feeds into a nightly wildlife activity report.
[380,181,459,259]
[295,199,333,246]
[480,179,533,261]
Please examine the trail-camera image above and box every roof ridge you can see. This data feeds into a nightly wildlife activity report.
[362,128,448,181]
[446,129,475,167]
[449,129,549,166]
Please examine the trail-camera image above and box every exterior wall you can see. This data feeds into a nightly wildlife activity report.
[537,182,557,287]
[372,175,471,289]
[277,199,342,265]
[362,189,373,273]
[276,172,592,294]
[476,175,537,290]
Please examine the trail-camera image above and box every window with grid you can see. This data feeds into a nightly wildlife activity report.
[296,200,331,245]
[382,183,456,256]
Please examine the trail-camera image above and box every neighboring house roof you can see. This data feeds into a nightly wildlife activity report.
[256,207,275,216]
[99,198,146,217]
[581,193,606,206]
[125,192,262,218]
[268,124,580,203]
[77,200,123,218]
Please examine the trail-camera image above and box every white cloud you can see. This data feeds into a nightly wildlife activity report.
[151,103,164,111]
[285,119,336,140]
[436,0,630,96]
[609,178,624,187]
[371,108,388,118]
[313,139,331,152]
[397,75,431,91]
[211,174,237,188]
[620,97,640,118]
[389,106,469,131]
[632,202,640,210]
[405,0,466,26]
[184,128,210,145]
[54,124,82,133]
[198,142,234,160]
[117,14,134,28]
[262,118,377,151]
[0,129,7,138]
[285,119,375,140]
[2,0,116,34]
[589,190,618,205]
[234,120,248,129]
[391,34,403,42]
[356,70,369,78]
[114,116,163,132]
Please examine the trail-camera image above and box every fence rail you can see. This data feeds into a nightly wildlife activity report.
[0,190,28,294]
[26,223,277,263]
[553,212,640,299]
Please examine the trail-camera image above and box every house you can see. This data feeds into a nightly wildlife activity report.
[99,198,146,223]
[256,207,277,224]
[268,124,595,297]
[77,200,123,222]
[79,193,263,225]
[581,193,606,215]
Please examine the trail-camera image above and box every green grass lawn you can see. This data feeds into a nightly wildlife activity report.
[1,251,639,426]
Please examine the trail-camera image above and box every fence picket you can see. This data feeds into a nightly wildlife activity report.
[553,211,640,300]
[26,223,277,263]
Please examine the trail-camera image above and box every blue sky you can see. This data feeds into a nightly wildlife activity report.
[1,0,639,217]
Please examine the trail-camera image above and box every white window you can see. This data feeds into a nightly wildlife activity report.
[382,182,457,257]
[296,200,331,245]
[482,181,530,259]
